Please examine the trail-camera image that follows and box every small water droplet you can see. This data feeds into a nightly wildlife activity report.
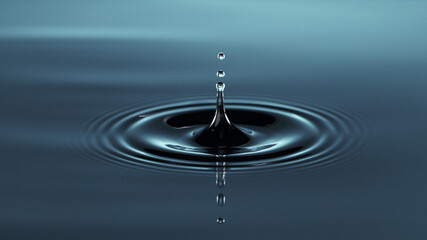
[217,52,225,60]
[217,217,226,224]
[216,70,225,78]
[216,193,225,207]
[216,82,225,92]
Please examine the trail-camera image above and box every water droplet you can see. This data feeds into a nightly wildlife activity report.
[217,193,225,207]
[216,70,225,78]
[216,82,225,92]
[217,52,225,60]
[217,217,226,224]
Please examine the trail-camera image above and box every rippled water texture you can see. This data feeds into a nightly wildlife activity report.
[1,1,427,239]
[79,99,366,173]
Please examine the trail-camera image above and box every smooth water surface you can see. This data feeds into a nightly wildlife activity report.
[1,1,426,239]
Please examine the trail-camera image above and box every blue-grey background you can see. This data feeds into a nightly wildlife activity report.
[0,1,426,239]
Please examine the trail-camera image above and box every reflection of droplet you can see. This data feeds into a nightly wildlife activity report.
[216,161,226,188]
[217,217,226,224]
[217,52,225,60]
[217,178,225,188]
[217,193,225,207]
[216,70,225,78]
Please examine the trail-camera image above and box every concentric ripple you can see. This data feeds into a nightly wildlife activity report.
[78,99,365,173]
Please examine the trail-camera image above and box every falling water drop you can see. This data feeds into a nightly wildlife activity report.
[217,52,225,60]
[217,217,226,224]
[217,193,225,207]
[216,70,225,78]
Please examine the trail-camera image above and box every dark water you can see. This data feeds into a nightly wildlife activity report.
[1,1,427,239]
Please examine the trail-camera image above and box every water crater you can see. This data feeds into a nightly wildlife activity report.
[79,88,363,173]
[78,52,364,173]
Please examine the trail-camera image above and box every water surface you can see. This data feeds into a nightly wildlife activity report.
[1,1,426,239]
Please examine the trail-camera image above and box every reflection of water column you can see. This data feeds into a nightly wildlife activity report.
[216,155,226,224]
